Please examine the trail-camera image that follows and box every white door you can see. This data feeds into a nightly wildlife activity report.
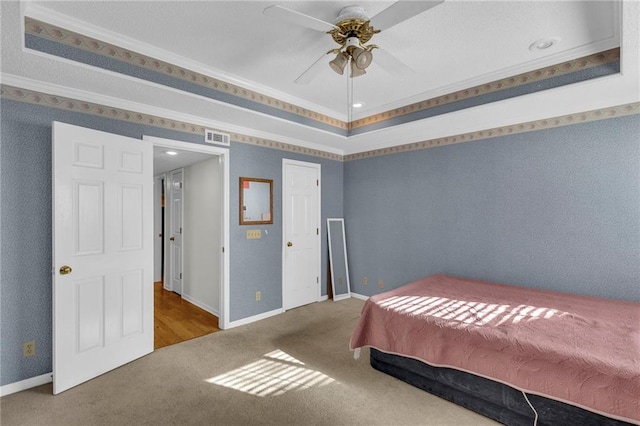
[282,160,321,310]
[52,121,153,394]
[168,169,183,294]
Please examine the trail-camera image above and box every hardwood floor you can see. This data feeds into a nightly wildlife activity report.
[154,281,220,349]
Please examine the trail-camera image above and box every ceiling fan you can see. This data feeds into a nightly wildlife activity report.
[263,1,444,85]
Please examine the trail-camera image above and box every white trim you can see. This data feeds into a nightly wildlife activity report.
[281,159,322,311]
[350,292,369,301]
[225,308,284,330]
[182,293,219,318]
[0,373,52,397]
[0,74,345,156]
[327,218,352,301]
[143,135,230,330]
[318,295,329,302]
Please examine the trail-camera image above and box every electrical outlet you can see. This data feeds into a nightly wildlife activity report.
[255,291,261,301]
[246,229,261,239]
[378,280,384,289]
[362,276,368,285]
[23,341,36,357]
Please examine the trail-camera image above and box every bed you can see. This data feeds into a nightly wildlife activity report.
[350,275,640,425]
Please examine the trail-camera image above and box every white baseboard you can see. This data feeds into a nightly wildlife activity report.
[182,293,219,317]
[351,292,369,301]
[318,295,328,302]
[0,372,52,397]
[225,308,284,329]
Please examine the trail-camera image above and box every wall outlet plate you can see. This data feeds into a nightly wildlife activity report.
[255,291,261,301]
[362,277,368,285]
[378,280,384,289]
[23,341,36,357]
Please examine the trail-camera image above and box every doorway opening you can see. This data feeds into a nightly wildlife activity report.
[146,135,230,348]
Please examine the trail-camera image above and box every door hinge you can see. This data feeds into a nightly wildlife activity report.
[317,277,319,284]
[180,272,182,279]
[316,179,319,186]
[222,246,225,253]
[316,228,319,235]
[180,227,182,234]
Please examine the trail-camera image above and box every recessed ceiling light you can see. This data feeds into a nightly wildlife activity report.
[165,151,178,156]
[352,102,363,108]
[529,37,560,51]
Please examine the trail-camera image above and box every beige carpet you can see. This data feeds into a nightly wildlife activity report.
[1,298,497,425]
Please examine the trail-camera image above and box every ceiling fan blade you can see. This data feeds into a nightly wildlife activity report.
[370,1,444,31]
[374,48,415,76]
[263,5,338,32]
[294,53,330,85]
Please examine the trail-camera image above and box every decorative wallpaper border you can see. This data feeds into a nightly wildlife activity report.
[344,102,640,161]
[350,48,621,131]
[0,84,344,161]
[24,17,621,138]
[24,17,348,132]
[3,84,637,164]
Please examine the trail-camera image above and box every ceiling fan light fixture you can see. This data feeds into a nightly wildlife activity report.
[350,60,367,78]
[329,52,349,75]
[352,47,373,69]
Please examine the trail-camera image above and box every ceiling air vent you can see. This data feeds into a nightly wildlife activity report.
[204,129,230,146]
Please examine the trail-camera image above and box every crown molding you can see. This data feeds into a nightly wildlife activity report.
[4,76,638,164]
[345,102,640,161]
[1,74,345,159]
[351,48,620,131]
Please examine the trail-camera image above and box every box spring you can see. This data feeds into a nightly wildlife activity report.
[370,348,634,426]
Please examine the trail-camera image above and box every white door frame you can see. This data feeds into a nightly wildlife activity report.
[143,136,230,329]
[281,159,321,310]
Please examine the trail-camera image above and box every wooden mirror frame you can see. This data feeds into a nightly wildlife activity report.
[239,177,273,225]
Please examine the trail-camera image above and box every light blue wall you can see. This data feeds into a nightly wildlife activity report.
[345,114,640,302]
[0,99,343,386]
[229,143,343,321]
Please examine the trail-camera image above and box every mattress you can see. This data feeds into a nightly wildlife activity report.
[350,274,640,423]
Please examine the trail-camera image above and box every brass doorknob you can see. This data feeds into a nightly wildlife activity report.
[170,237,175,241]
[59,265,72,275]
[287,242,293,247]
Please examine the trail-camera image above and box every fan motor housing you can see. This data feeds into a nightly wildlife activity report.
[329,6,379,46]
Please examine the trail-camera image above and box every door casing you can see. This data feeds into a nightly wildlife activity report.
[143,135,230,329]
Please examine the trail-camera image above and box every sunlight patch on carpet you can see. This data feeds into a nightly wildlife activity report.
[205,349,336,397]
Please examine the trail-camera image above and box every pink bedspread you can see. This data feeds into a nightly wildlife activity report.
[350,275,640,423]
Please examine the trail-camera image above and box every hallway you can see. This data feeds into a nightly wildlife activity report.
[154,282,220,349]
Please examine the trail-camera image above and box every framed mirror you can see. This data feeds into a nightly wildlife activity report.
[327,218,351,301]
[240,177,273,225]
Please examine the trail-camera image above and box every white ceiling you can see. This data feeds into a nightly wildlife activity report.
[153,146,215,175]
[1,1,638,155]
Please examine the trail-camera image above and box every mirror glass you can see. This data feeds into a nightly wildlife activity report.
[327,218,351,301]
[240,177,273,225]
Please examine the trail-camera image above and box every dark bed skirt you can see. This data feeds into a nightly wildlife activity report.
[370,348,633,426]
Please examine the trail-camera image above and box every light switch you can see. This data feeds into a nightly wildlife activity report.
[247,229,261,239]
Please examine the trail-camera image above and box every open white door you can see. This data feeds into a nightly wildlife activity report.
[52,122,153,394]
[282,159,321,310]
